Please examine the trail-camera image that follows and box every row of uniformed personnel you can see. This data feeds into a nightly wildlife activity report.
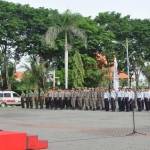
[21,88,150,111]
[21,88,104,110]
[21,89,45,109]
[45,89,102,110]
[104,89,150,111]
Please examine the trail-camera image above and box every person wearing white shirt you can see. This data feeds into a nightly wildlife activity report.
[117,88,122,111]
[129,89,135,111]
[141,89,144,110]
[104,89,110,111]
[137,89,143,111]
[121,89,125,111]
[143,89,150,111]
[124,88,130,112]
[110,89,116,111]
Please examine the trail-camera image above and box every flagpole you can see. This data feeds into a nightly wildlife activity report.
[126,38,130,88]
[113,57,119,91]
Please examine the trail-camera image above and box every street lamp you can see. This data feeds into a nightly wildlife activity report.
[113,39,146,135]
[125,38,130,88]
[112,38,130,87]
[0,66,3,89]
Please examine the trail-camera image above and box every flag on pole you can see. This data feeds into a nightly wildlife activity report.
[113,57,119,91]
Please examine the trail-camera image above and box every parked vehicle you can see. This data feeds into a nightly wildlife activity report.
[0,91,21,107]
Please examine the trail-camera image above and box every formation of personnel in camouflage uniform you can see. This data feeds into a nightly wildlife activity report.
[21,88,104,110]
[21,88,150,112]
[43,88,104,110]
[21,89,46,109]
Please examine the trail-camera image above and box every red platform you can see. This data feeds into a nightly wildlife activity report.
[27,135,48,150]
[0,130,48,150]
[0,131,27,150]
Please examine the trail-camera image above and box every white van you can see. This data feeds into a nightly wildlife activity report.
[0,91,21,107]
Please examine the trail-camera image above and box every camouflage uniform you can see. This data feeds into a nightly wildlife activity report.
[34,90,39,109]
[71,90,77,109]
[40,89,45,109]
[90,89,97,110]
[28,90,33,109]
[21,91,26,108]
[78,90,83,109]
[26,91,30,108]
[83,89,90,110]
[97,90,102,110]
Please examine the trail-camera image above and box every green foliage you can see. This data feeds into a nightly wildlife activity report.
[56,69,65,88]
[18,72,35,91]
[142,65,150,87]
[22,57,50,90]
[71,51,85,88]
[0,1,150,89]
[82,54,100,87]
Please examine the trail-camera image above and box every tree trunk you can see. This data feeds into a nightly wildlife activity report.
[2,46,9,90]
[129,74,133,88]
[135,70,139,88]
[64,32,68,89]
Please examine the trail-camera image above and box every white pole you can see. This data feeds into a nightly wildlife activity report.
[65,32,68,89]
[126,38,130,88]
[0,66,2,88]
[113,57,119,91]
[53,69,56,89]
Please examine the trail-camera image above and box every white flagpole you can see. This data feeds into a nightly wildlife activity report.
[113,57,119,91]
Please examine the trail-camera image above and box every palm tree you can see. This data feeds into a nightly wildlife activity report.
[23,56,49,91]
[45,10,87,89]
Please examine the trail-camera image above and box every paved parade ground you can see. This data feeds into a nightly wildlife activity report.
[0,107,150,150]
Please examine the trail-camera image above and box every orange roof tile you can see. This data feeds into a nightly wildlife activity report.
[14,71,24,80]
[119,71,128,79]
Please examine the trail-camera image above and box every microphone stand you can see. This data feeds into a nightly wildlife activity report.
[126,89,146,136]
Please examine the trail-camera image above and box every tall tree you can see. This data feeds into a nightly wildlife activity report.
[23,56,49,91]
[95,12,150,87]
[142,64,150,87]
[71,51,85,88]
[45,10,87,89]
[82,54,102,87]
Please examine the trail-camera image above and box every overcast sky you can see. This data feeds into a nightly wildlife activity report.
[5,0,150,19]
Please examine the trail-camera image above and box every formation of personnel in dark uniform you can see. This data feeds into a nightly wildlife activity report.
[21,88,150,112]
[104,88,150,112]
